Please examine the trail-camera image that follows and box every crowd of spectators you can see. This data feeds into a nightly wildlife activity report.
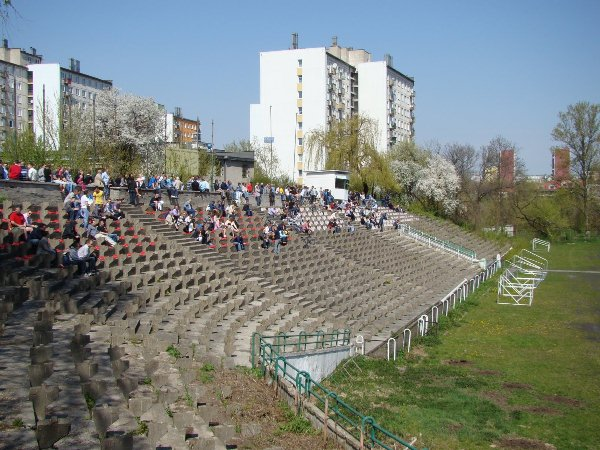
[2,159,404,260]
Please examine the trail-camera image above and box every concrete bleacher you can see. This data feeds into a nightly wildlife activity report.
[0,185,504,449]
[403,215,508,262]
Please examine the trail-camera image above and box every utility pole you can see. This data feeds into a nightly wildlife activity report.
[42,84,46,150]
[92,95,96,166]
[210,119,214,188]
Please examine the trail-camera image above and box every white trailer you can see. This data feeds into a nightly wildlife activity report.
[303,170,349,201]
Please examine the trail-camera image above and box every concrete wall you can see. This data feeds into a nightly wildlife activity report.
[283,346,351,383]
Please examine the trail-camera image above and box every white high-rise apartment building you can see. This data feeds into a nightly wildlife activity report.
[250,37,415,184]
[28,59,112,149]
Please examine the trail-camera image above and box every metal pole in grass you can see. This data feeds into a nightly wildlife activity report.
[323,396,329,442]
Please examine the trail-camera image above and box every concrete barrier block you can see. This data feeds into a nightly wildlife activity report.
[35,416,71,449]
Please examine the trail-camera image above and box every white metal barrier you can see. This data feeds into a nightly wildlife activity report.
[497,270,535,306]
[402,329,411,353]
[497,247,548,306]
[418,315,429,336]
[532,238,550,252]
[387,337,397,361]
[355,335,365,355]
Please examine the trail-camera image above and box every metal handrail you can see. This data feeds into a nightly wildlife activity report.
[253,331,423,450]
[399,224,477,261]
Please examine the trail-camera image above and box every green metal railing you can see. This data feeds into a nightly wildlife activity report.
[252,330,424,450]
[399,223,477,261]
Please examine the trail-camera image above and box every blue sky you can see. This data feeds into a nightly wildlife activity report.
[3,0,599,174]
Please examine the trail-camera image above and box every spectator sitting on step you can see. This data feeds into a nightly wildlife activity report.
[27,223,47,250]
[88,219,118,247]
[183,199,196,217]
[232,232,245,252]
[165,206,181,229]
[36,228,58,265]
[77,238,98,276]
[181,211,194,233]
[224,218,239,236]
[9,205,33,240]
[149,192,164,211]
[104,200,125,220]
[267,206,279,217]
[346,219,355,233]
[301,219,313,234]
[260,223,272,249]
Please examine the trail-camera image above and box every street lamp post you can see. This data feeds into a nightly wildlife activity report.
[209,119,214,188]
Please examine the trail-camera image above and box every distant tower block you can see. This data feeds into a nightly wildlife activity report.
[499,149,515,187]
[552,148,570,181]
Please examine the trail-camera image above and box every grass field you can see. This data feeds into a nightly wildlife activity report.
[323,240,600,449]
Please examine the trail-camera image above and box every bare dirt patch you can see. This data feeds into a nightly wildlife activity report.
[477,369,501,376]
[445,359,472,366]
[544,394,582,408]
[497,436,556,449]
[481,390,509,409]
[206,368,343,450]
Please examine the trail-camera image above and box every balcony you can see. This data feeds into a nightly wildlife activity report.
[297,67,303,76]
[296,114,303,122]
[296,83,303,91]
[296,161,304,170]
[296,130,304,138]
[297,99,303,107]
[296,146,304,155]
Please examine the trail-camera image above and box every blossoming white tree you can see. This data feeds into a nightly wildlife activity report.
[95,88,165,175]
[414,154,460,214]
[389,141,460,215]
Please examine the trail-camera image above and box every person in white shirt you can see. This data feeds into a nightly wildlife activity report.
[80,189,92,234]
[77,238,97,276]
[27,164,38,181]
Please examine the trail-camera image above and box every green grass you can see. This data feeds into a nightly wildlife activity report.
[197,362,215,383]
[323,241,600,449]
[166,344,181,359]
[275,402,318,436]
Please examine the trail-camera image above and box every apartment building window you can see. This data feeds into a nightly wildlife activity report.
[298,75,302,83]
[242,165,249,178]
[17,108,22,117]
[298,59,302,67]
[298,137,303,146]
[17,82,22,90]
[298,107,302,115]
[298,122,303,130]
[298,91,302,99]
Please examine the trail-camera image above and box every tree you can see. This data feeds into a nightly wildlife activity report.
[414,154,460,215]
[551,102,600,232]
[95,88,165,176]
[387,140,428,200]
[444,143,477,182]
[388,142,459,216]
[510,181,573,239]
[0,0,13,24]
[1,128,46,166]
[305,115,394,194]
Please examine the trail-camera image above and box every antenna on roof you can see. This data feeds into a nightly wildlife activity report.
[332,36,338,47]
[291,33,298,50]
[384,53,393,67]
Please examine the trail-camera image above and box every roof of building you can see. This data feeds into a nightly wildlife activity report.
[213,150,254,163]
[61,67,113,85]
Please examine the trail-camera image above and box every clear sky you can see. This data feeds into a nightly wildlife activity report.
[3,0,599,174]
